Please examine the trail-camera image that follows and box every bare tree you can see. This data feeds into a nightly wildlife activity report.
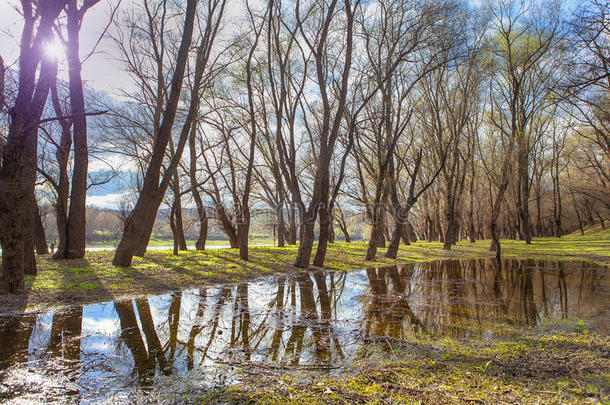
[292,0,357,268]
[113,0,227,266]
[485,0,563,245]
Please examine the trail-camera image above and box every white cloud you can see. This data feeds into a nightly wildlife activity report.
[87,192,130,209]
[88,151,137,173]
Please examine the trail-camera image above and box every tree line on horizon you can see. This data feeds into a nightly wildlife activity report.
[0,0,608,293]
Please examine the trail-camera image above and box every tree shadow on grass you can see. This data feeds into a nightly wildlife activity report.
[4,255,114,313]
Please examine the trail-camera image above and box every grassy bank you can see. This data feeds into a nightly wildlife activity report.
[1,230,608,315]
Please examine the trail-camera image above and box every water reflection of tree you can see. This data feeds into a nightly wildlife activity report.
[0,314,36,365]
[363,259,607,339]
[187,287,231,368]
[114,300,158,385]
[229,284,251,362]
[49,307,83,367]
[364,264,424,340]
[113,293,184,385]
[186,288,207,369]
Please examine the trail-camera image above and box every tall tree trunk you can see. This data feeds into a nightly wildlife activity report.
[295,212,316,268]
[443,190,457,250]
[170,204,178,255]
[170,195,187,253]
[0,2,63,291]
[366,202,385,261]
[238,1,269,261]
[434,202,444,243]
[468,170,476,243]
[294,0,353,268]
[552,159,562,237]
[386,222,405,259]
[385,169,411,259]
[195,209,208,250]
[406,222,417,243]
[64,0,89,259]
[216,203,239,248]
[237,206,251,261]
[535,190,542,237]
[295,160,329,267]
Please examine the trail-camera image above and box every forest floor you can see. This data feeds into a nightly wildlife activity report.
[0,229,608,315]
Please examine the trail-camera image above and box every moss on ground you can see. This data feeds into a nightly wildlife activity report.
[0,229,608,315]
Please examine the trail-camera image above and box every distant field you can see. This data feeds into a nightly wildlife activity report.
[86,234,275,248]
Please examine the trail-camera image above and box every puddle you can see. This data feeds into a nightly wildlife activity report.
[0,258,607,403]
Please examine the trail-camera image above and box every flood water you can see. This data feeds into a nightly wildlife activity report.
[0,258,607,403]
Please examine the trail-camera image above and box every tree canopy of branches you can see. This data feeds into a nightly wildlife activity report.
[1,0,609,291]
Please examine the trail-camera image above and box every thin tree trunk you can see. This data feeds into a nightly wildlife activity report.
[516,146,532,244]
[170,204,178,255]
[443,188,457,250]
[50,80,72,260]
[276,199,285,247]
[170,176,187,253]
[238,1,269,261]
[189,122,208,250]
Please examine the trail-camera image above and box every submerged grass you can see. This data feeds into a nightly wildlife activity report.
[0,229,608,314]
[146,319,609,404]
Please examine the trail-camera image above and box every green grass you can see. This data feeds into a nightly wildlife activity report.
[3,228,608,315]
